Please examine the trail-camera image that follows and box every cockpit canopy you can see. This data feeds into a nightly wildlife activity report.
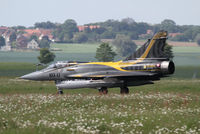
[46,61,77,69]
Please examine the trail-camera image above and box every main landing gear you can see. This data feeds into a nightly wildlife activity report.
[98,87,129,94]
[98,87,108,95]
[120,87,129,94]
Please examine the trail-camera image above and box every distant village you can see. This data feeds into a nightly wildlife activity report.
[0,27,50,51]
[0,23,184,51]
[0,25,101,51]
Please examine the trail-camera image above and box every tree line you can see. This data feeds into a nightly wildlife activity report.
[32,18,200,45]
[2,18,200,46]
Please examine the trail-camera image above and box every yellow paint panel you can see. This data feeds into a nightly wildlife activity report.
[82,31,167,72]
[67,69,75,71]
[73,75,82,77]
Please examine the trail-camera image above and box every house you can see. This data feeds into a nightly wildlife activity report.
[20,28,54,41]
[139,29,154,38]
[16,35,28,49]
[2,30,13,42]
[1,44,11,51]
[77,25,100,32]
[0,27,8,35]
[146,29,153,35]
[27,39,39,49]
[168,33,184,38]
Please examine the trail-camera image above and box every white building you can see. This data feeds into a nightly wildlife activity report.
[27,39,39,49]
[1,44,11,51]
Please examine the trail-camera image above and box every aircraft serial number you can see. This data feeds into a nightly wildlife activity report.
[49,73,60,78]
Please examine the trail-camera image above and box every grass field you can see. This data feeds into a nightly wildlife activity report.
[51,43,99,53]
[0,43,200,133]
[0,43,200,66]
[0,77,199,133]
[0,51,96,63]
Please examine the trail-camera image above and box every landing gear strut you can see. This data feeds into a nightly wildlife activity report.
[120,87,129,94]
[55,81,63,95]
[57,90,64,94]
[56,87,63,95]
[99,87,108,95]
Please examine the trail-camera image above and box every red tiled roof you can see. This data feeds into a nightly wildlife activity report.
[21,29,53,39]
[146,29,153,34]
[77,25,100,32]
[0,27,8,30]
[168,33,183,38]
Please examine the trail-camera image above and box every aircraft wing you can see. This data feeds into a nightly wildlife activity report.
[68,71,156,78]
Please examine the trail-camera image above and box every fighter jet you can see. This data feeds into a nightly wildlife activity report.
[20,31,175,94]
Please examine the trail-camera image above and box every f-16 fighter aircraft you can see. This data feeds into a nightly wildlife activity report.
[20,31,175,94]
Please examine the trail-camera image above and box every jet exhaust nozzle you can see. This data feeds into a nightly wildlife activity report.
[160,61,175,75]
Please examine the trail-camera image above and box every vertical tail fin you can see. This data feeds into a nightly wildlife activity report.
[125,31,168,60]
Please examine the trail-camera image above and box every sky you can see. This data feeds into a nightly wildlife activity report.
[0,0,199,27]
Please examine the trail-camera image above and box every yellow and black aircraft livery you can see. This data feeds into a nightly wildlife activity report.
[21,31,175,94]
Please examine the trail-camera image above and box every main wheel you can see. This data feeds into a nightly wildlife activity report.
[103,88,108,94]
[99,87,108,95]
[124,87,129,94]
[57,90,64,94]
[120,87,129,94]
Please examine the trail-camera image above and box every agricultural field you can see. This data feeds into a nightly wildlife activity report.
[0,43,200,66]
[0,77,200,133]
[0,43,98,63]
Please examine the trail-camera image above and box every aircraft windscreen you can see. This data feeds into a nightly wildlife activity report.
[45,61,77,70]
[46,64,56,69]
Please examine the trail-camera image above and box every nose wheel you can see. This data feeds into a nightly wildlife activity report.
[57,90,64,94]
[56,87,63,95]
[55,81,63,95]
[98,87,108,95]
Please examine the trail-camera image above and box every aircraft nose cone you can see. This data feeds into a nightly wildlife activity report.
[20,71,43,80]
[20,74,33,80]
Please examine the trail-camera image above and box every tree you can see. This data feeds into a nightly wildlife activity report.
[39,36,51,48]
[0,36,6,47]
[11,41,17,48]
[34,21,57,29]
[161,19,176,26]
[195,33,200,46]
[197,39,200,46]
[53,19,78,42]
[164,43,174,59]
[12,25,26,30]
[29,35,38,42]
[9,32,17,42]
[100,31,115,39]
[62,19,78,33]
[63,33,73,43]
[121,18,136,25]
[38,48,55,64]
[95,43,116,62]
[160,19,178,33]
[73,32,88,43]
[113,34,137,57]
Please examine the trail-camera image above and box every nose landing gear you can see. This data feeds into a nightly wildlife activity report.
[57,90,64,94]
[56,87,64,94]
